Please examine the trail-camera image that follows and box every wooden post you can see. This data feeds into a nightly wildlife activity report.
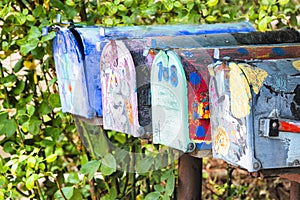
[280,174,300,200]
[290,182,300,200]
[177,154,202,200]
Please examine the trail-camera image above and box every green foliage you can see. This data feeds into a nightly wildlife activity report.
[0,0,299,199]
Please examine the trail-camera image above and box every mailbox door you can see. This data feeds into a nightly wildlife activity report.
[151,50,195,152]
[52,28,92,118]
[100,40,142,137]
[210,61,257,171]
[123,40,155,135]
[74,28,104,117]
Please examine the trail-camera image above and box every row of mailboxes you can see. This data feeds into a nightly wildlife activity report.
[53,21,255,119]
[52,23,300,172]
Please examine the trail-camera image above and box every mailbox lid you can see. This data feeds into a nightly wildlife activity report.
[151,50,194,152]
[52,28,94,118]
[100,40,142,137]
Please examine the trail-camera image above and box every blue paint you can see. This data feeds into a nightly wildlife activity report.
[196,126,205,137]
[196,142,212,150]
[272,47,285,56]
[238,48,249,55]
[190,72,201,85]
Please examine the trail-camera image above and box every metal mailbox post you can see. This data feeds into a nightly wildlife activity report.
[209,58,300,172]
[149,29,300,155]
[52,22,255,121]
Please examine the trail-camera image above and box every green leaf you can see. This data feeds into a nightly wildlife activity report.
[13,80,25,95]
[100,154,116,176]
[25,174,36,190]
[2,41,9,51]
[67,172,80,184]
[38,100,52,115]
[145,192,160,200]
[41,31,56,42]
[207,0,218,7]
[27,157,36,168]
[135,157,154,173]
[3,119,17,138]
[279,0,289,5]
[3,141,15,153]
[118,4,127,11]
[28,119,42,135]
[20,38,39,55]
[124,0,133,7]
[154,184,164,193]
[33,5,43,17]
[13,58,24,73]
[45,153,57,163]
[28,27,42,39]
[62,186,74,199]
[205,15,217,22]
[165,172,175,196]
[27,105,35,116]
[48,94,61,108]
[80,160,101,181]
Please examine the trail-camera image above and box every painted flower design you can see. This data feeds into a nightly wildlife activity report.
[214,127,230,156]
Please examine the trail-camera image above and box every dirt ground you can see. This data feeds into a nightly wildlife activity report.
[202,158,292,200]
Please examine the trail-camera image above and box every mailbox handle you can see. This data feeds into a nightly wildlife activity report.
[259,118,300,137]
[278,120,300,133]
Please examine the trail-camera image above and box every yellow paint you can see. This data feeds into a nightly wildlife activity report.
[238,63,268,94]
[292,60,300,72]
[214,127,230,156]
[229,62,251,119]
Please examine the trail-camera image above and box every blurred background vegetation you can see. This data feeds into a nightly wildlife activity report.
[0,0,299,199]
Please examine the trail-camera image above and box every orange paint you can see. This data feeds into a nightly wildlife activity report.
[68,84,72,92]
[279,121,300,133]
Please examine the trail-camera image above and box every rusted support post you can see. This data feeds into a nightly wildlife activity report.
[177,154,202,200]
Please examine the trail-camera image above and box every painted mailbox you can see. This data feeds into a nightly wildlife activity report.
[97,23,256,136]
[149,29,300,154]
[53,22,255,120]
[209,59,300,172]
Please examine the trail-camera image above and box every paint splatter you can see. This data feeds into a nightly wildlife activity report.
[292,60,300,72]
[214,127,230,156]
[238,63,268,94]
[228,62,251,118]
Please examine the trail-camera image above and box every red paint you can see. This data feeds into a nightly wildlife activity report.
[279,121,300,133]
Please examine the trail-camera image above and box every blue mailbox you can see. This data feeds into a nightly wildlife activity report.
[52,22,255,120]
[209,58,300,172]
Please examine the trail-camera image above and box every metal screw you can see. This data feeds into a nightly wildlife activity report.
[253,162,261,170]
[187,143,195,152]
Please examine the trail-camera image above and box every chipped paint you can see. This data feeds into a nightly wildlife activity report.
[228,62,251,119]
[292,60,300,72]
[238,63,268,94]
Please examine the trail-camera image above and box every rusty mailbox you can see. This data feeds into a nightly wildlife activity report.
[98,22,255,137]
[150,29,300,155]
[52,22,255,121]
[209,58,300,172]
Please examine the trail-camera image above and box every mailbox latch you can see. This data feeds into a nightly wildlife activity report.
[259,118,300,137]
